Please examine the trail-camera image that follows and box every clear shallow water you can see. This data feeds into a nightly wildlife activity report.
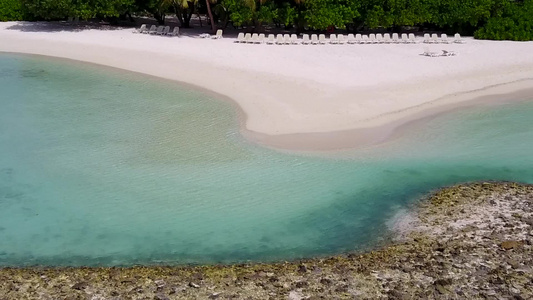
[0,54,532,267]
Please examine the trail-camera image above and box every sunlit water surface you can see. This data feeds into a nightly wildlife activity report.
[0,54,532,266]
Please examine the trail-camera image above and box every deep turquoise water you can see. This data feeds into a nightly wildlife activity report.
[0,54,532,267]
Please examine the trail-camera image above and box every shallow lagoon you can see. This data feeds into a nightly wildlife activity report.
[0,54,532,266]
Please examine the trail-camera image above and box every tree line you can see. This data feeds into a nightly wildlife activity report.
[1,0,532,40]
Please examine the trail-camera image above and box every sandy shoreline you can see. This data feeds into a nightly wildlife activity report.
[1,21,533,150]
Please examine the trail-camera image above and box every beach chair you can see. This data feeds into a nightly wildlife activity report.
[236,32,245,43]
[347,34,355,44]
[160,26,170,36]
[392,33,399,43]
[168,27,180,36]
[212,29,223,39]
[355,34,362,44]
[276,34,284,45]
[244,33,252,43]
[423,33,431,43]
[362,35,369,44]
[257,33,265,44]
[401,33,408,43]
[337,34,346,44]
[318,34,326,45]
[266,34,275,45]
[422,47,440,57]
[146,25,157,34]
[375,33,383,43]
[251,33,259,43]
[440,34,449,44]
[454,33,464,44]
[441,50,456,56]
[302,34,311,45]
[369,34,376,44]
[383,33,391,43]
[311,34,319,45]
[408,33,416,43]
[134,24,147,34]
[329,34,338,44]
[431,33,439,44]
[283,34,291,45]
[290,34,299,45]
[152,26,164,35]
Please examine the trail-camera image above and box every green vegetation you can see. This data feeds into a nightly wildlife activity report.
[0,0,27,21]
[1,0,532,41]
[475,0,533,41]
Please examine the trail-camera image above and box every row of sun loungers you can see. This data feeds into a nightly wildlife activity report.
[236,33,464,45]
[423,33,464,44]
[134,24,180,36]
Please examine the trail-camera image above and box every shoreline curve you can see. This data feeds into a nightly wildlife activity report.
[1,21,533,151]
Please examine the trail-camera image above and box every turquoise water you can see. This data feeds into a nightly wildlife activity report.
[0,54,532,267]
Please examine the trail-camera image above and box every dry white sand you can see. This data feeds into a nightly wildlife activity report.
[1,21,532,150]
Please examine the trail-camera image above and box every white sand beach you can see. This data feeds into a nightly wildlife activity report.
[1,21,532,150]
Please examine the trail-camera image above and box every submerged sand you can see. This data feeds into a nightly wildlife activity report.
[1,21,532,151]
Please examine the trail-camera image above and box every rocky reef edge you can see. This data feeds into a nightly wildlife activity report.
[1,181,532,299]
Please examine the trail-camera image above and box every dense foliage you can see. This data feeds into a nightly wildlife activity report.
[0,0,27,21]
[1,0,532,40]
[475,0,533,41]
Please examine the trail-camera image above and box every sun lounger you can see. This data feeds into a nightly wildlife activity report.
[250,33,259,44]
[302,34,311,45]
[168,27,180,36]
[337,34,346,44]
[369,33,376,44]
[311,34,319,45]
[212,29,223,39]
[267,34,275,45]
[152,26,164,35]
[318,34,326,45]
[408,33,416,43]
[244,33,252,43]
[253,33,261,43]
[146,25,157,34]
[160,26,170,36]
[401,33,408,43]
[329,34,338,44]
[355,34,362,44]
[283,34,291,45]
[422,47,440,57]
[362,34,369,44]
[441,50,456,56]
[134,24,147,34]
[276,34,284,45]
[454,33,464,44]
[431,33,439,43]
[440,34,449,44]
[375,33,383,43]
[423,33,430,43]
[392,33,399,43]
[290,34,299,44]
[257,33,265,44]
[236,32,245,43]
[347,34,355,44]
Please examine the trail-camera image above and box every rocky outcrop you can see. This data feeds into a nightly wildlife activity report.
[0,182,531,299]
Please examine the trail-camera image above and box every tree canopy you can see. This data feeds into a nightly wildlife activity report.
[1,0,532,40]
